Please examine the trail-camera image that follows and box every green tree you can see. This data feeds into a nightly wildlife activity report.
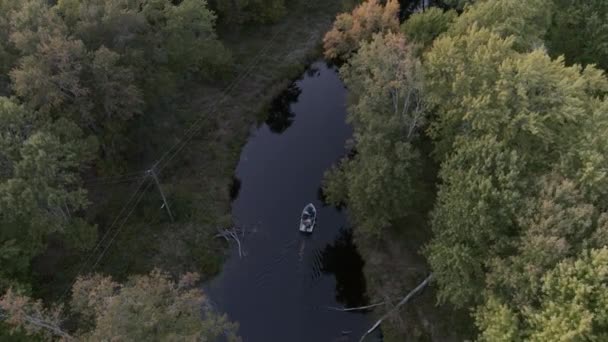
[210,0,286,24]
[55,0,147,53]
[425,27,607,163]
[8,0,68,56]
[442,0,475,10]
[485,175,608,307]
[548,0,608,70]
[474,296,521,342]
[10,35,89,118]
[401,7,457,49]
[323,0,400,60]
[424,0,608,309]
[0,98,97,290]
[423,27,517,160]
[57,0,232,94]
[90,46,144,155]
[0,0,20,94]
[10,0,213,158]
[425,136,528,307]
[477,248,608,341]
[161,0,232,78]
[448,0,552,51]
[0,270,241,341]
[324,33,425,237]
[527,248,608,341]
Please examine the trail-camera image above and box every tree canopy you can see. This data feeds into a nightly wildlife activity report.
[401,7,457,49]
[324,32,425,237]
[1,270,241,341]
[548,0,608,71]
[476,248,608,341]
[0,0,232,294]
[210,0,287,24]
[325,0,608,339]
[422,0,608,337]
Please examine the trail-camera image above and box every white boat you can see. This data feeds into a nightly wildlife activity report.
[299,203,317,233]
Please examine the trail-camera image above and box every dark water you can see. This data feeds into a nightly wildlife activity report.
[206,62,376,342]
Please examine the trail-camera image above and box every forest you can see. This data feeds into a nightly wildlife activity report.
[0,0,346,339]
[1,0,607,340]
[322,0,608,340]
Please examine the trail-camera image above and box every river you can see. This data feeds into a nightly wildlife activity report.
[206,62,378,341]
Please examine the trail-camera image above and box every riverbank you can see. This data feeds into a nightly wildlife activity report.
[32,0,348,300]
[351,138,474,341]
[97,1,349,277]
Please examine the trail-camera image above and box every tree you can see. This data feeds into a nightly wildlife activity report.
[448,0,552,51]
[424,0,608,312]
[442,0,475,10]
[0,0,20,94]
[323,0,400,60]
[11,0,236,159]
[401,7,457,49]
[90,46,143,157]
[0,97,97,291]
[10,34,90,119]
[8,0,68,56]
[548,0,608,70]
[55,0,147,54]
[0,270,241,341]
[161,0,232,78]
[324,33,425,237]
[476,248,608,341]
[341,33,425,140]
[568,97,608,203]
[210,0,287,24]
[425,26,608,163]
[423,27,517,160]
[527,248,608,341]
[425,136,528,307]
[474,296,521,342]
[485,175,608,307]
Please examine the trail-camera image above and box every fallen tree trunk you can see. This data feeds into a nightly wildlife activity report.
[359,273,433,342]
[0,312,73,340]
[326,302,386,312]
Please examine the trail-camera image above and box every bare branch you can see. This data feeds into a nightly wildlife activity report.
[214,227,244,258]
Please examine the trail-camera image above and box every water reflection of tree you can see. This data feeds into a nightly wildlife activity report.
[306,65,320,78]
[230,176,241,201]
[265,82,301,134]
[321,228,369,308]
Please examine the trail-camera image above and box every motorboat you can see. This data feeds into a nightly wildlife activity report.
[299,203,317,233]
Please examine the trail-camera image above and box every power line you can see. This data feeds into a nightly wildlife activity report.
[88,180,154,273]
[153,28,285,173]
[84,175,147,186]
[81,171,147,184]
[58,176,149,301]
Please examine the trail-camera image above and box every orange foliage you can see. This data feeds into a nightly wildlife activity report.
[323,0,400,60]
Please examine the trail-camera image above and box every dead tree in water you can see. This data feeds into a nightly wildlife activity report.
[359,274,433,342]
[215,227,247,258]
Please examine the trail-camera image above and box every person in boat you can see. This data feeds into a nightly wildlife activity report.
[302,212,312,226]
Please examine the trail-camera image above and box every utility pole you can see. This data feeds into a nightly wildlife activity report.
[148,168,174,222]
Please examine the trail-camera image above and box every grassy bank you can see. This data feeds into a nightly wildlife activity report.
[32,0,348,301]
